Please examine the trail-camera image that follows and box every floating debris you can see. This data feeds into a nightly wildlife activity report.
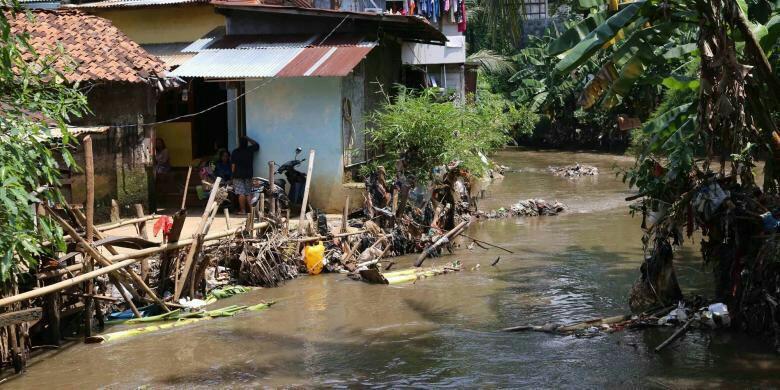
[548,164,599,177]
[477,199,567,219]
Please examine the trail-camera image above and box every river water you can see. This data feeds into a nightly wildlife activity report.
[7,150,780,388]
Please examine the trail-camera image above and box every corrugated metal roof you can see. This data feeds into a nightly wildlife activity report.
[141,43,196,68]
[171,44,375,78]
[207,33,374,49]
[171,48,303,78]
[68,0,208,9]
[181,26,226,52]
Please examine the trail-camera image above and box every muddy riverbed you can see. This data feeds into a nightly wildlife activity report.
[6,150,780,388]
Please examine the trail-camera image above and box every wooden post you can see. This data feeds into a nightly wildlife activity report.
[83,135,95,338]
[223,208,231,230]
[110,199,120,222]
[181,165,193,210]
[245,204,255,231]
[268,161,276,217]
[259,193,265,218]
[134,204,150,281]
[342,195,349,232]
[297,149,316,233]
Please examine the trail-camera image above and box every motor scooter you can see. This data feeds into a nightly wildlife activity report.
[250,177,289,212]
[275,147,307,204]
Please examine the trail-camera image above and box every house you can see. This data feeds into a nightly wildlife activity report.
[8,9,170,216]
[68,0,229,183]
[170,3,446,211]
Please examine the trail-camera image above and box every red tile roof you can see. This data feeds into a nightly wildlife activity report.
[8,9,168,84]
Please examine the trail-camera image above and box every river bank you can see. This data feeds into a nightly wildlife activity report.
[5,149,780,388]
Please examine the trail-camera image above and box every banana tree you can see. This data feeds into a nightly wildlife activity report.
[551,0,780,190]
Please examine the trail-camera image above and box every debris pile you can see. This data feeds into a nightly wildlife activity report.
[502,301,732,351]
[477,199,567,219]
[548,164,599,177]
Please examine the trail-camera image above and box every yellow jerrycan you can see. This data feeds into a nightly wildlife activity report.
[303,242,325,275]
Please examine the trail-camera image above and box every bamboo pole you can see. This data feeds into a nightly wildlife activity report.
[414,220,470,267]
[175,177,221,300]
[134,204,150,281]
[181,165,193,210]
[48,209,145,317]
[0,222,269,309]
[224,208,231,229]
[298,149,316,234]
[69,207,143,318]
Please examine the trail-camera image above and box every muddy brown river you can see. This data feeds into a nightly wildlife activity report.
[6,150,780,388]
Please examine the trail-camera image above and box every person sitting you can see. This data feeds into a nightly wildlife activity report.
[231,136,259,215]
[155,138,171,174]
[214,150,232,181]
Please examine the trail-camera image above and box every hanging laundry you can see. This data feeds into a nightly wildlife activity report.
[450,0,456,22]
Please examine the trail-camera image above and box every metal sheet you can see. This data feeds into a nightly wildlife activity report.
[67,0,207,8]
[141,43,196,68]
[171,48,304,78]
[173,44,375,79]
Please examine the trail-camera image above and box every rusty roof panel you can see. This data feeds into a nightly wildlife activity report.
[68,0,209,9]
[309,46,372,76]
[172,44,374,78]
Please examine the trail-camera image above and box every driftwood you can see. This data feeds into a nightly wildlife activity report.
[655,319,694,353]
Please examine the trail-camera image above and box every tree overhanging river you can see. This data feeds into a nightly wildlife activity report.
[6,149,780,388]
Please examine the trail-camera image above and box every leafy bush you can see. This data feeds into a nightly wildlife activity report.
[365,85,532,183]
[0,4,88,282]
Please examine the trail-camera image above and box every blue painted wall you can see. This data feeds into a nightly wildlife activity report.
[244,77,346,211]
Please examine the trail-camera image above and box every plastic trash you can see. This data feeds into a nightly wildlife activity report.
[761,212,780,233]
[701,303,731,328]
[658,302,688,325]
[178,298,208,309]
[304,242,325,275]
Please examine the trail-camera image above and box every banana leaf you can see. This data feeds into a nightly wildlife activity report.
[548,11,610,56]
[554,2,646,75]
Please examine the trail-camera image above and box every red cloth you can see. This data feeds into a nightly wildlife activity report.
[153,215,174,241]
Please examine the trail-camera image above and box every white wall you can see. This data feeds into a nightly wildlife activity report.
[244,77,346,212]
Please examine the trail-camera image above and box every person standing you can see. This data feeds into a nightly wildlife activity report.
[231,136,259,215]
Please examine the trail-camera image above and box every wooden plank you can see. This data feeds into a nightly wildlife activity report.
[0,308,42,328]
[298,149,316,233]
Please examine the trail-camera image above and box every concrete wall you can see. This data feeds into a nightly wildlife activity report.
[94,5,224,44]
[244,77,347,212]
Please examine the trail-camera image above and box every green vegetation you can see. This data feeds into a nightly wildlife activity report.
[366,84,536,183]
[0,3,87,282]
